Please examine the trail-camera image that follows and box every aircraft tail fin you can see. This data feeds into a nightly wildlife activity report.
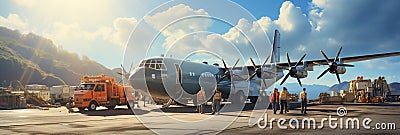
[270,29,280,63]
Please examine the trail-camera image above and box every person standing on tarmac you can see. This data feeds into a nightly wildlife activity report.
[270,88,280,114]
[66,97,74,113]
[280,87,289,114]
[212,88,222,115]
[300,88,308,114]
[197,87,206,114]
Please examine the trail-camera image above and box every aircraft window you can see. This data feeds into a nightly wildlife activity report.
[146,60,151,63]
[156,64,161,69]
[150,63,156,69]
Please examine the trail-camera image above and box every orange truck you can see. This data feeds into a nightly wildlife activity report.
[73,74,135,111]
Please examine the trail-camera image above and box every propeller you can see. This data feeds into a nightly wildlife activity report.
[279,52,307,87]
[117,63,133,83]
[218,59,240,83]
[317,46,354,83]
[246,56,276,88]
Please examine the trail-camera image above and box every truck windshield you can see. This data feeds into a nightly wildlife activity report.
[79,84,95,90]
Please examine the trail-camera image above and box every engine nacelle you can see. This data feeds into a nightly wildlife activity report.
[231,69,248,80]
[261,66,278,79]
[293,66,308,78]
[334,66,346,74]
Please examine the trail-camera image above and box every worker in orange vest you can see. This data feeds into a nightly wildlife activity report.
[270,88,280,114]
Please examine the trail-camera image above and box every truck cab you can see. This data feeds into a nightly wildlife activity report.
[73,75,135,111]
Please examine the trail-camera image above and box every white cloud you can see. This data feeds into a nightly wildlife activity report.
[109,17,138,45]
[12,0,35,8]
[0,13,28,31]
[43,17,138,46]
[297,44,306,51]
[144,4,212,49]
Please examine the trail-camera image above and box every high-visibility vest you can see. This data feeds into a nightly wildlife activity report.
[270,92,279,102]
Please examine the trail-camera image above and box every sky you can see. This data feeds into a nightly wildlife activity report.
[1,0,400,87]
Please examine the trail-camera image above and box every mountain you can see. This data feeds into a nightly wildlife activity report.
[275,83,330,99]
[0,26,120,87]
[389,82,400,91]
[328,81,350,91]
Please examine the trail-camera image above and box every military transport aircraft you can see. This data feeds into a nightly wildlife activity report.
[124,30,400,107]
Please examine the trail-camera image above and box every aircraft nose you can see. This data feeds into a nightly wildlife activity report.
[129,67,147,89]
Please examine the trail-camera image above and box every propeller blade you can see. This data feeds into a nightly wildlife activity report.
[262,79,267,89]
[335,71,341,83]
[334,46,343,63]
[286,52,291,67]
[250,57,257,68]
[247,73,257,81]
[280,74,290,85]
[128,63,133,73]
[337,64,354,67]
[320,50,330,64]
[222,59,228,69]
[317,68,330,79]
[232,58,240,69]
[218,75,227,83]
[121,64,128,74]
[262,56,271,67]
[296,76,302,87]
[294,54,307,67]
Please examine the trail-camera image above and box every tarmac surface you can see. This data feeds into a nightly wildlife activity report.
[0,102,399,134]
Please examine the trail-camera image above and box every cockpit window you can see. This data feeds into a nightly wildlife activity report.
[138,59,166,70]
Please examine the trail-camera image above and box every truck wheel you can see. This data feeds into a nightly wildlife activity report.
[108,100,117,110]
[88,102,97,111]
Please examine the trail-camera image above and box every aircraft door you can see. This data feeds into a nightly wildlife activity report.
[174,64,182,84]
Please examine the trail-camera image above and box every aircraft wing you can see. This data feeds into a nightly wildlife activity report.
[275,51,400,69]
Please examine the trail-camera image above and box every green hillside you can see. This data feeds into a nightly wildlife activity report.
[0,26,119,86]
